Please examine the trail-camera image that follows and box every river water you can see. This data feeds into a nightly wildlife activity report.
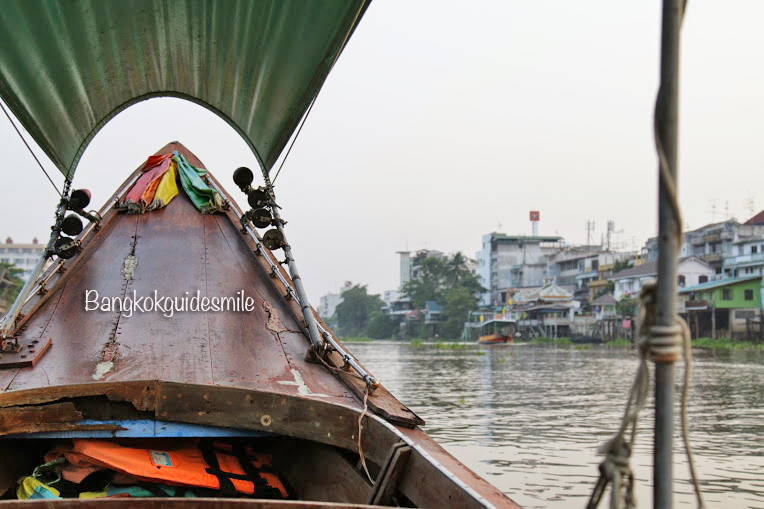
[349,341,764,508]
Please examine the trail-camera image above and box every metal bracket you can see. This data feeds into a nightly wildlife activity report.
[0,338,52,369]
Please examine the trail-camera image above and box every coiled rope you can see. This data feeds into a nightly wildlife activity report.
[587,280,704,509]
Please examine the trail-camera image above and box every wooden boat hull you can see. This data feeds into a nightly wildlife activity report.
[477,334,513,345]
[0,143,520,507]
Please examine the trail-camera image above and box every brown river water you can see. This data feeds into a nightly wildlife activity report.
[349,341,764,508]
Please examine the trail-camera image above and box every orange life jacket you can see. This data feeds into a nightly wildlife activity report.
[48,440,287,499]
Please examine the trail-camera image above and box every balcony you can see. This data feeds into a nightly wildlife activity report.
[684,300,708,311]
[723,252,764,267]
[704,253,722,263]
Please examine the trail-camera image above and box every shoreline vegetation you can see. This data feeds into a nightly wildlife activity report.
[341,336,762,350]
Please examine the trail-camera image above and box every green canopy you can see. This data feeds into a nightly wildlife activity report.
[0,0,369,180]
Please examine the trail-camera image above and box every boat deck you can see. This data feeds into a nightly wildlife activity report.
[1,177,356,410]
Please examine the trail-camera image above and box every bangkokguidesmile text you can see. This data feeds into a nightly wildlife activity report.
[84,290,255,318]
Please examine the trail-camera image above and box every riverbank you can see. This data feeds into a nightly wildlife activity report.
[342,336,763,350]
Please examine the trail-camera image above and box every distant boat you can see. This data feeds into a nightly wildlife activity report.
[477,319,517,345]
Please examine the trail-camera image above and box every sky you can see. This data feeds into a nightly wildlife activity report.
[1,1,763,304]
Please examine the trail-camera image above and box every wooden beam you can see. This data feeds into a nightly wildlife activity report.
[367,442,411,505]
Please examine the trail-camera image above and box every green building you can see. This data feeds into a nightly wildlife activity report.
[679,275,762,339]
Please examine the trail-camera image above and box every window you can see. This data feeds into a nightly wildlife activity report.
[745,289,754,301]
[721,289,732,300]
[699,275,708,284]
[678,275,686,287]
[736,310,755,319]
[752,246,759,254]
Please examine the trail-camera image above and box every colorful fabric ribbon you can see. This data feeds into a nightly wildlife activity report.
[173,152,223,214]
[119,152,220,215]
[120,154,176,214]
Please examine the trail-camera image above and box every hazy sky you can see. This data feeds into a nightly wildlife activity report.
[1,1,763,304]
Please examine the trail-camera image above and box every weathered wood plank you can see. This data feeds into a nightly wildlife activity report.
[368,443,411,505]
[397,426,523,509]
[105,194,213,384]
[325,348,424,428]
[203,214,293,388]
[0,401,81,434]
[274,440,372,504]
[0,381,157,411]
[209,213,359,407]
[5,215,139,390]
[155,382,397,467]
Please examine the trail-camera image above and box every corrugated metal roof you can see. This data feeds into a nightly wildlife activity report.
[679,275,761,294]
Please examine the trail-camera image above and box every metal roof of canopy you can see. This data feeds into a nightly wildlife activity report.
[0,0,369,181]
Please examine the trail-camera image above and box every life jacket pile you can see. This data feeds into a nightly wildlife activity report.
[18,439,288,500]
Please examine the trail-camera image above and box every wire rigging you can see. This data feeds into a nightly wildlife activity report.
[270,0,369,185]
[0,100,63,197]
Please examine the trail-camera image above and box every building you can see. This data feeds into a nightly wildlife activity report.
[679,275,762,339]
[423,300,444,336]
[381,289,413,325]
[644,218,764,274]
[0,237,45,281]
[476,233,564,306]
[383,249,459,326]
[722,235,764,278]
[397,250,444,285]
[317,281,353,318]
[587,252,639,300]
[610,256,713,301]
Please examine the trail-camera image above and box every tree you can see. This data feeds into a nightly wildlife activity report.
[401,252,485,339]
[440,286,476,338]
[0,263,24,311]
[334,285,384,337]
[401,256,446,309]
[365,311,395,339]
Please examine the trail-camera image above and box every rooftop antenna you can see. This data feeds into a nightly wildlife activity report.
[709,199,718,223]
[745,197,755,218]
[724,201,730,221]
[586,220,595,251]
[606,220,615,251]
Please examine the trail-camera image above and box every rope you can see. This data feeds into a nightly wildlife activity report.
[679,317,706,508]
[587,281,704,508]
[310,346,375,485]
[0,100,63,197]
[358,385,375,485]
